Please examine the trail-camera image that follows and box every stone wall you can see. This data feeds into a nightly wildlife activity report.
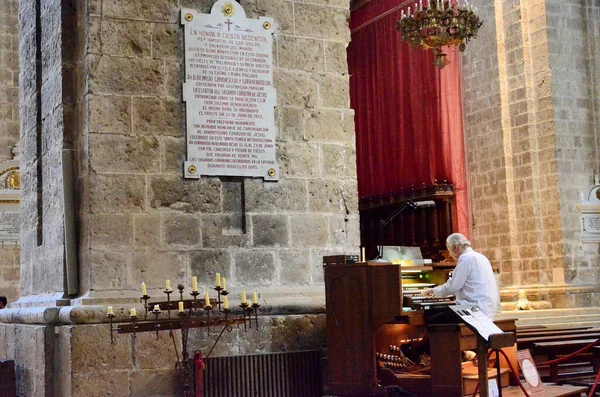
[546,0,600,289]
[462,0,569,290]
[0,0,19,162]
[48,313,324,397]
[3,0,354,395]
[0,322,53,397]
[0,0,20,303]
[82,0,356,299]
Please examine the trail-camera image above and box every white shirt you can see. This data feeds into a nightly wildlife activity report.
[432,247,500,319]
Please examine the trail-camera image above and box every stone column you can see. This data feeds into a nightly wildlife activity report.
[2,0,356,395]
[462,0,600,306]
[0,0,20,303]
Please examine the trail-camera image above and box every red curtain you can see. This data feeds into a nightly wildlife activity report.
[349,0,470,236]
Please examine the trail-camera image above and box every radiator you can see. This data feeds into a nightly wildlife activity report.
[204,350,322,397]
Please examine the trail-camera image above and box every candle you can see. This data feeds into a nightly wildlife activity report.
[153,304,160,312]
[191,276,198,292]
[130,308,137,316]
[166,279,172,291]
[223,296,229,309]
[215,273,221,288]
[420,0,423,10]
[222,277,227,291]
[361,247,366,262]
[141,282,147,296]
[401,10,405,18]
[204,291,210,307]
[178,301,184,312]
[241,291,247,304]
[408,6,411,15]
[253,292,258,304]
[107,306,114,316]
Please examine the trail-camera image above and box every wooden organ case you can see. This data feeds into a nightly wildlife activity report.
[323,260,517,397]
[360,181,457,262]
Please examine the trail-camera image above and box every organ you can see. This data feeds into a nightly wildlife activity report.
[323,258,517,397]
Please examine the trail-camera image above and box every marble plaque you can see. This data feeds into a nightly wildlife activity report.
[0,211,19,241]
[581,213,600,242]
[181,1,278,180]
[0,160,20,242]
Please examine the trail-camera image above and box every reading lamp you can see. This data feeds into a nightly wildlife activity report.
[377,200,435,260]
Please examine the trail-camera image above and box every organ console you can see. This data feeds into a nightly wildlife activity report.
[323,257,517,397]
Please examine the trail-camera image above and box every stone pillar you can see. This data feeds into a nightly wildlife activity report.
[463,0,600,305]
[0,0,20,303]
[2,0,355,395]
[16,0,69,306]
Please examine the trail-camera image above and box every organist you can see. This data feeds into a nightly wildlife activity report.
[423,233,500,319]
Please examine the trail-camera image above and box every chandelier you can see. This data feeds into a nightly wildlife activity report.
[396,0,483,68]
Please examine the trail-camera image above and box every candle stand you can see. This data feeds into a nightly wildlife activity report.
[107,283,261,397]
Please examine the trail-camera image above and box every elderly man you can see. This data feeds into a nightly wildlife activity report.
[425,233,500,319]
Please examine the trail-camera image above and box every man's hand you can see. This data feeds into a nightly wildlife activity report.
[421,288,434,297]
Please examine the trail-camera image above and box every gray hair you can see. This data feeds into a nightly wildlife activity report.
[446,233,471,248]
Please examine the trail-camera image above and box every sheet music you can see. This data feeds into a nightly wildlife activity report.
[450,306,503,341]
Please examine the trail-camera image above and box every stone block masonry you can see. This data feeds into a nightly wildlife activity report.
[0,0,20,304]
[462,0,600,295]
[2,0,356,395]
[83,0,357,299]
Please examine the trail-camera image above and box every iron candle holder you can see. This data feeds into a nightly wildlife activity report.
[204,304,213,333]
[107,312,116,343]
[214,286,224,312]
[164,288,173,318]
[252,303,260,329]
[152,306,162,340]
[130,313,139,339]
[190,290,200,313]
[140,294,151,318]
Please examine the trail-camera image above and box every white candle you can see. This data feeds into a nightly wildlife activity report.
[166,279,172,291]
[107,306,114,316]
[178,301,184,312]
[401,10,405,18]
[361,247,366,262]
[253,292,258,304]
[215,273,221,288]
[420,0,423,10]
[191,276,198,292]
[408,6,411,15]
[153,304,160,312]
[204,291,210,307]
[222,277,227,291]
[130,308,137,317]
[223,296,229,309]
[241,291,247,304]
[141,282,147,296]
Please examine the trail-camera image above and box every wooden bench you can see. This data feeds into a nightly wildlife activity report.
[533,338,600,383]
[517,325,548,332]
[519,332,600,351]
[517,327,593,337]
